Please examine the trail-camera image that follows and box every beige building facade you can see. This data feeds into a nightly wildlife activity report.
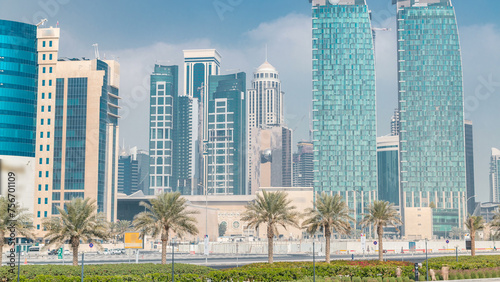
[34,27,120,236]
[404,207,433,240]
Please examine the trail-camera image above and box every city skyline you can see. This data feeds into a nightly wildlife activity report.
[1,1,500,203]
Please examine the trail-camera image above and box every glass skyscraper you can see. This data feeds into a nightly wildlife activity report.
[396,0,466,237]
[490,148,500,203]
[465,120,476,215]
[149,65,178,195]
[0,20,37,157]
[377,136,400,207]
[311,0,377,225]
[206,72,247,195]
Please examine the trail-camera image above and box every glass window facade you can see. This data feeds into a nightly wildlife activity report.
[311,1,377,224]
[206,73,247,195]
[397,1,466,237]
[149,65,177,194]
[0,20,37,157]
[377,148,399,206]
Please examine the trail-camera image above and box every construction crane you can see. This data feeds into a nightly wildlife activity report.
[36,19,47,27]
[92,43,100,60]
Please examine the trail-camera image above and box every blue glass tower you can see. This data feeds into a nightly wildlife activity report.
[397,0,467,237]
[206,72,247,195]
[0,20,37,157]
[377,136,400,207]
[311,0,377,226]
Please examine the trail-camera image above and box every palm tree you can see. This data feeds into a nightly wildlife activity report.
[133,192,199,264]
[0,197,34,265]
[110,220,132,243]
[241,190,300,264]
[360,200,402,261]
[42,198,109,266]
[302,193,353,263]
[465,215,485,256]
[449,227,466,240]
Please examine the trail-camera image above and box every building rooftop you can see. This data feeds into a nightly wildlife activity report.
[256,61,277,73]
[492,148,500,156]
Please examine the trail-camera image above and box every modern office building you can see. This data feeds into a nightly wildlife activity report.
[118,147,149,195]
[377,136,400,207]
[465,120,476,215]
[248,126,293,193]
[293,142,314,188]
[391,109,400,136]
[0,20,37,216]
[149,65,178,195]
[183,49,222,194]
[206,72,247,195]
[396,0,467,237]
[247,61,284,128]
[48,57,120,225]
[490,148,500,203]
[173,95,195,195]
[311,0,378,226]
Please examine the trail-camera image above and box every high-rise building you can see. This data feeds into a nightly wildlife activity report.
[118,154,138,195]
[391,109,400,136]
[465,120,476,215]
[149,65,178,195]
[293,142,314,188]
[0,20,37,217]
[173,95,194,195]
[377,136,400,207]
[118,147,149,195]
[490,148,500,202]
[183,49,222,194]
[49,58,120,224]
[247,61,284,128]
[396,0,467,237]
[206,72,247,195]
[311,0,377,226]
[248,126,293,193]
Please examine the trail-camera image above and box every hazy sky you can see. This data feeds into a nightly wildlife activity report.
[2,0,500,202]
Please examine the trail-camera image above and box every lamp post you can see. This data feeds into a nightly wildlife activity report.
[425,239,428,281]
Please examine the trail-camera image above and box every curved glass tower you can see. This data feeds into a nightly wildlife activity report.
[311,0,377,228]
[0,20,37,157]
[397,0,466,237]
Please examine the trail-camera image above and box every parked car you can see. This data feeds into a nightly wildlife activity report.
[47,249,58,256]
[64,250,71,256]
[97,248,110,255]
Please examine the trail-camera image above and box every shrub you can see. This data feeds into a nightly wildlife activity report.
[463,272,471,280]
[456,273,464,280]
[477,271,484,278]
[470,272,478,279]
[352,277,362,282]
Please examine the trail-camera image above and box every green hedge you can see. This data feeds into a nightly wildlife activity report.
[17,274,203,282]
[207,261,417,281]
[0,264,213,280]
[423,255,500,271]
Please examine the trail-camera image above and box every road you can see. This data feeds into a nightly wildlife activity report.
[6,250,500,269]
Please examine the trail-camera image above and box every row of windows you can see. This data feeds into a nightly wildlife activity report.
[40,131,51,138]
[41,67,53,73]
[37,198,48,204]
[40,92,52,99]
[41,80,53,86]
[40,118,51,125]
[41,41,53,48]
[38,171,49,177]
[41,54,53,61]
[39,158,50,164]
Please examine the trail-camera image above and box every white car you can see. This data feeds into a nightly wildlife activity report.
[98,248,110,255]
[64,250,71,256]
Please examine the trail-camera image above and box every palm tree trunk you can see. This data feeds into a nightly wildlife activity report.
[71,236,79,266]
[0,230,4,266]
[267,225,273,264]
[325,226,331,263]
[471,231,476,256]
[161,230,169,265]
[378,225,384,262]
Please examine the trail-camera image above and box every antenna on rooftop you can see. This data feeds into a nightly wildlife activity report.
[92,43,100,60]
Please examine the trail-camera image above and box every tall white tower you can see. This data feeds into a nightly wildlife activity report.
[247,61,284,128]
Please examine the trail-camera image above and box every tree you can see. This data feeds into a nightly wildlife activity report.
[133,192,199,264]
[43,198,109,266]
[0,196,34,266]
[465,215,485,256]
[110,220,132,243]
[449,227,466,239]
[302,193,353,263]
[360,200,402,261]
[241,190,300,264]
[218,222,227,237]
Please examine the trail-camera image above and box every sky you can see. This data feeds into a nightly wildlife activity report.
[1,0,500,202]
